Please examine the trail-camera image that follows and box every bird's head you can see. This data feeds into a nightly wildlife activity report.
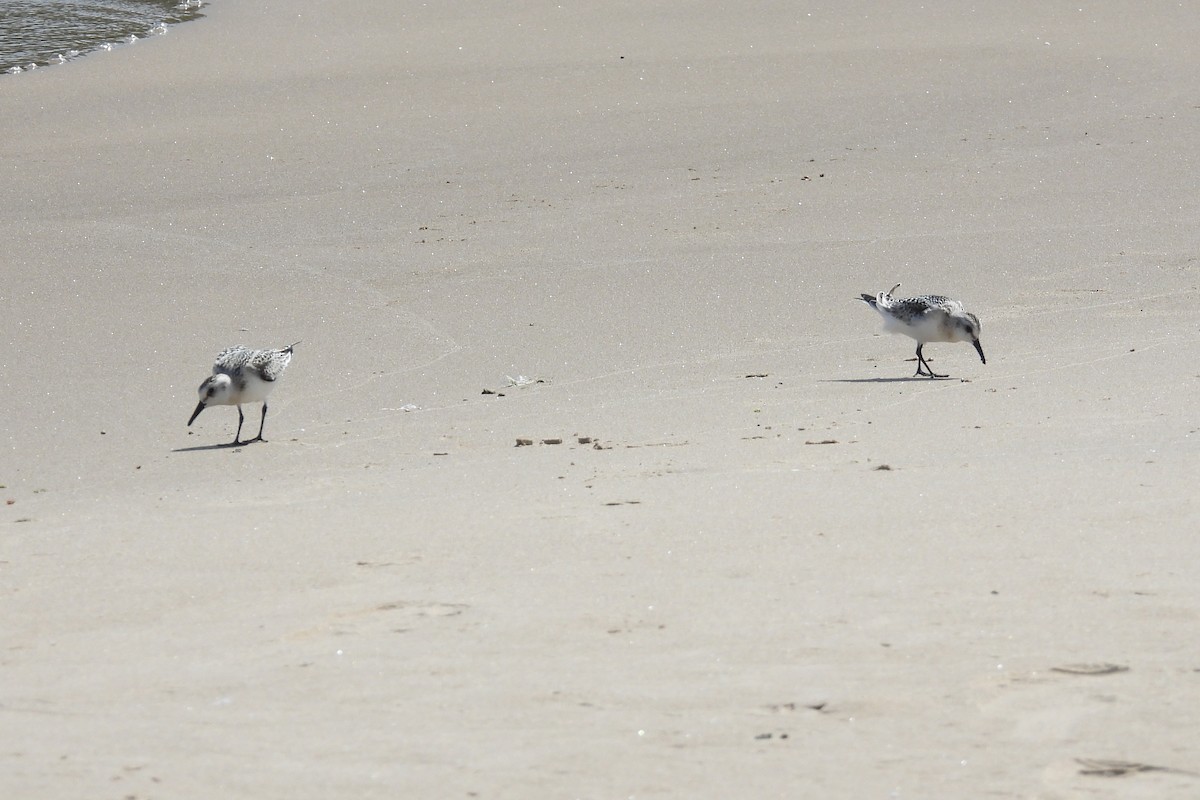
[951,312,986,364]
[188,374,233,425]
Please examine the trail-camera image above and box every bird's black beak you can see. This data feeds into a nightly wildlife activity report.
[973,339,986,365]
[188,401,206,426]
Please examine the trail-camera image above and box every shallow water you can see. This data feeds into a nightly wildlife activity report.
[0,0,203,74]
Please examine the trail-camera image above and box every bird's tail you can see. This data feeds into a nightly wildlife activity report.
[858,283,901,308]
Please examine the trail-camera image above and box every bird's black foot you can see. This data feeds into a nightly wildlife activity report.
[247,435,267,443]
[914,345,948,378]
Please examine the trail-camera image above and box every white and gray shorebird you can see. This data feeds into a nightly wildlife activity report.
[859,284,985,378]
[188,342,299,444]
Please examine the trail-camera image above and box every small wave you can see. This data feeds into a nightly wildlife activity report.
[1,0,206,76]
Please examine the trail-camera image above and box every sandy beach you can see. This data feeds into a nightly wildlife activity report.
[3,2,1199,796]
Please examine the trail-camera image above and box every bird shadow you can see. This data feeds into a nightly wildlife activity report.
[827,376,955,384]
[171,440,261,453]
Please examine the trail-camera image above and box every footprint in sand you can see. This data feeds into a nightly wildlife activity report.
[978,666,1200,794]
[976,666,1122,742]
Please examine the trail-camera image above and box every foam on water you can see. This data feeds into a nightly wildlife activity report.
[1,0,204,74]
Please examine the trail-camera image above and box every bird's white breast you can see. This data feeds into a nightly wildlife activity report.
[879,308,955,343]
[234,373,277,404]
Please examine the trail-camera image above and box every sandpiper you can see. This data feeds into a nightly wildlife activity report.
[859,284,985,378]
[188,342,298,444]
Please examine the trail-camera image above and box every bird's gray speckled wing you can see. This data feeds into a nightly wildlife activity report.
[915,295,963,313]
[891,295,962,319]
[886,299,933,323]
[249,347,294,381]
[212,345,252,376]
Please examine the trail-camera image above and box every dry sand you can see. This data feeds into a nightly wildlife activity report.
[3,1,1200,797]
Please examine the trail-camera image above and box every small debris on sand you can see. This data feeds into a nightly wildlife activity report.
[1051,663,1129,676]
[1076,758,1191,777]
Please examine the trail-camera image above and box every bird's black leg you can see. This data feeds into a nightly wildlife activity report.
[249,402,268,443]
[915,344,947,378]
[232,406,245,444]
